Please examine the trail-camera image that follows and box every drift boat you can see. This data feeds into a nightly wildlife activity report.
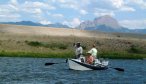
[68,58,109,71]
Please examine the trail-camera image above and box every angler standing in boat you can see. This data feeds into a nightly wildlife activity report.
[87,44,98,60]
[73,42,83,59]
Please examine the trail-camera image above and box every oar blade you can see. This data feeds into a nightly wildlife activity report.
[45,63,56,66]
[114,68,124,72]
[45,61,66,66]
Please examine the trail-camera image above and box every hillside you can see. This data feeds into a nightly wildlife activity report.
[0,24,146,41]
[0,24,115,38]
[0,24,86,36]
[0,24,146,59]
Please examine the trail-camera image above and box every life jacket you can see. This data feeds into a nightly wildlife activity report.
[86,55,94,64]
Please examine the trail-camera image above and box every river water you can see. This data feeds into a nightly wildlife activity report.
[0,57,145,84]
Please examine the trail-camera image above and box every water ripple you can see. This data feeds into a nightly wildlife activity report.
[0,57,145,84]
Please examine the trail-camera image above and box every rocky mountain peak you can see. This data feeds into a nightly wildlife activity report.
[78,15,121,30]
[93,15,121,29]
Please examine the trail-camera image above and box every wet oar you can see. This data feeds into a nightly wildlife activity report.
[109,67,124,72]
[45,62,66,66]
[96,62,125,72]
[45,59,68,66]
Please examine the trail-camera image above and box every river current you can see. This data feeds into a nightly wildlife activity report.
[0,57,145,84]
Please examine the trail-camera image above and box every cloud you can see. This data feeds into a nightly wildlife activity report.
[109,0,124,8]
[0,3,20,22]
[58,0,89,15]
[88,0,135,12]
[8,4,19,11]
[94,12,115,17]
[58,0,66,3]
[23,1,56,11]
[0,13,20,22]
[40,20,52,25]
[21,1,56,21]
[60,2,79,10]
[71,18,81,27]
[120,19,146,29]
[127,0,146,9]
[47,12,64,19]
[63,18,81,28]
[52,14,64,18]
[0,0,145,29]
[10,0,18,5]
[108,0,135,12]
[33,9,42,14]
[94,8,115,17]
[80,9,88,15]
[120,6,135,11]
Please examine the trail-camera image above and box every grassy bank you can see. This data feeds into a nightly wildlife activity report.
[99,52,145,59]
[0,29,146,59]
[0,51,74,58]
[0,50,145,59]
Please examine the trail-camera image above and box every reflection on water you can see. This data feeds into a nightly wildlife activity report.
[0,57,145,84]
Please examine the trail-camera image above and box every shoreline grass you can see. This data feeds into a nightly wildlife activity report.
[0,51,74,58]
[99,52,145,59]
[0,51,145,59]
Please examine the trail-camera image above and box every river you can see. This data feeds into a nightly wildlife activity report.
[0,57,145,84]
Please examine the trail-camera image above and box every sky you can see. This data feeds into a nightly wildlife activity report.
[0,0,146,29]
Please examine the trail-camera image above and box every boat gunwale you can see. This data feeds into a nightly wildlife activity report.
[69,59,108,70]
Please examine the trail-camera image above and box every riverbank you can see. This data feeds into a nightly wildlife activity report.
[0,50,145,59]
[0,24,146,59]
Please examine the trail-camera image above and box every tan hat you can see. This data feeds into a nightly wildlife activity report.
[86,51,92,54]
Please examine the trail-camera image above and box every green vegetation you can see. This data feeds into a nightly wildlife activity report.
[0,33,146,59]
[99,52,145,59]
[0,50,74,58]
[128,44,146,54]
[25,41,68,49]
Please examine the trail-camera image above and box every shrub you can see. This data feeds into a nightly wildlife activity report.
[44,43,68,50]
[25,41,42,47]
[128,45,143,54]
[25,41,68,50]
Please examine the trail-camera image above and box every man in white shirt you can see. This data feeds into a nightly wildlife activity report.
[74,42,83,59]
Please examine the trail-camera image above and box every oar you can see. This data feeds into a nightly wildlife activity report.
[109,67,124,72]
[45,59,68,66]
[96,62,125,72]
[45,62,66,66]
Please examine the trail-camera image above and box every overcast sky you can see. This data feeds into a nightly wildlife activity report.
[0,0,146,29]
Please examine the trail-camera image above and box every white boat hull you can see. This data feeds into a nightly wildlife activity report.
[68,59,108,71]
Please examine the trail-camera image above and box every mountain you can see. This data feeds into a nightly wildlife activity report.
[47,23,69,28]
[78,15,128,32]
[93,15,121,29]
[132,29,146,34]
[0,21,70,28]
[1,21,42,26]
[78,15,146,34]
[0,17,146,34]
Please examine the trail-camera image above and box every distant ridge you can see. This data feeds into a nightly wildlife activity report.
[0,21,70,28]
[0,16,146,34]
